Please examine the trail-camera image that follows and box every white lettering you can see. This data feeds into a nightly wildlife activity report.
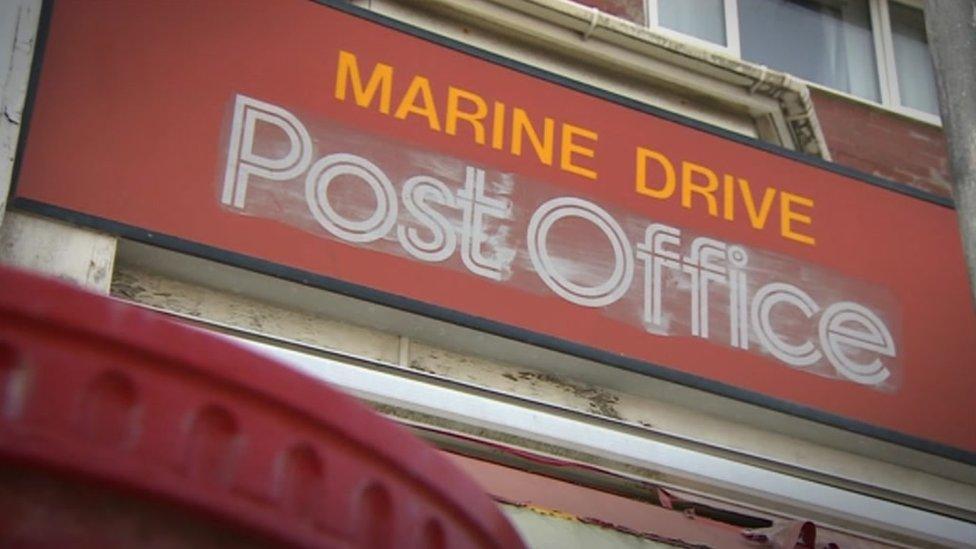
[527,197,634,307]
[636,224,682,329]
[751,282,823,367]
[819,302,894,385]
[457,167,510,280]
[398,175,458,262]
[305,153,398,243]
[221,94,312,208]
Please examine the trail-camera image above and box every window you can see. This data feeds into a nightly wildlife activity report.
[656,0,728,46]
[886,1,939,115]
[738,0,880,102]
[646,0,739,53]
[643,0,940,121]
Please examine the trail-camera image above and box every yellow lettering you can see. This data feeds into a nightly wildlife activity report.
[722,174,735,221]
[738,179,777,230]
[511,108,554,166]
[780,192,816,246]
[635,147,676,199]
[394,76,441,131]
[560,123,598,180]
[681,161,719,216]
[445,86,487,144]
[491,102,506,151]
[335,50,393,114]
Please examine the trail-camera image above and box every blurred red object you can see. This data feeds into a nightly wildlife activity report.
[0,265,524,548]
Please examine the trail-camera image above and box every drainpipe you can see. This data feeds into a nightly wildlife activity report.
[925,0,976,306]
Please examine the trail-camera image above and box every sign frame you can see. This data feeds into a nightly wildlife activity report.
[10,0,973,465]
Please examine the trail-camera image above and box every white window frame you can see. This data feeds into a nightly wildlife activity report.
[645,0,741,57]
[873,0,941,124]
[644,0,940,125]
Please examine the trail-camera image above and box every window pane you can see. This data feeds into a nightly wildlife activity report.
[572,0,646,26]
[659,0,726,46]
[889,2,939,115]
[739,0,880,102]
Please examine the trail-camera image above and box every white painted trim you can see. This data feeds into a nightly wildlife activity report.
[222,333,976,548]
[643,24,733,56]
[893,103,941,126]
[115,247,976,502]
[869,0,895,106]
[724,0,741,58]
[880,0,941,122]
[644,0,738,55]
[802,80,941,128]
[644,0,659,28]
[0,0,42,228]
[876,0,903,108]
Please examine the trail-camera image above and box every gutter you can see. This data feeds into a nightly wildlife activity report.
[390,0,832,160]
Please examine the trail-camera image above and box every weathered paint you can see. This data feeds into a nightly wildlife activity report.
[112,267,401,364]
[0,212,116,293]
[0,0,42,227]
[110,264,976,519]
[222,96,900,389]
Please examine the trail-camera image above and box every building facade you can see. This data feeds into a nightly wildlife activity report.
[1,0,974,546]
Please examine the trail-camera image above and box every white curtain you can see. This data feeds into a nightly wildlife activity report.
[659,0,727,46]
[738,0,880,102]
[889,2,939,114]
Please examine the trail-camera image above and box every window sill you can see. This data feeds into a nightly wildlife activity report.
[544,1,945,130]
[782,80,941,129]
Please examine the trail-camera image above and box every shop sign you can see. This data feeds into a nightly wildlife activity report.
[14,0,976,461]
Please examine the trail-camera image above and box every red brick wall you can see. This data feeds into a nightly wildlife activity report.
[811,90,951,199]
[572,0,646,25]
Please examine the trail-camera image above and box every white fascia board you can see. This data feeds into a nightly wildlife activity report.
[232,334,976,548]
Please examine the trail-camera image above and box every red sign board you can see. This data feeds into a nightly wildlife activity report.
[15,0,976,460]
